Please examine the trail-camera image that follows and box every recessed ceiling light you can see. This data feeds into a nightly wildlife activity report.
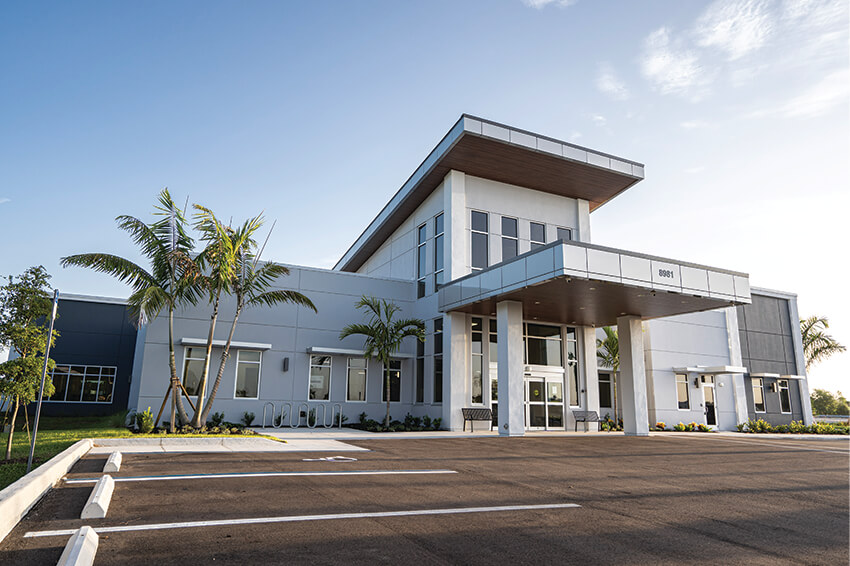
[636,294,644,298]
[589,287,596,291]
[534,301,540,305]
[619,312,626,315]
[681,300,687,304]
[579,307,585,310]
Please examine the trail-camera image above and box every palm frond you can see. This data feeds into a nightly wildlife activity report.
[60,253,156,290]
[246,289,316,311]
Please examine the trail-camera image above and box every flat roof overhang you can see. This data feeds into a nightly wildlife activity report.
[335,115,644,272]
[438,240,751,327]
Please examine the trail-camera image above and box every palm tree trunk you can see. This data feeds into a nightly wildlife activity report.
[168,307,190,429]
[4,397,19,461]
[384,355,391,428]
[192,291,220,427]
[200,303,243,424]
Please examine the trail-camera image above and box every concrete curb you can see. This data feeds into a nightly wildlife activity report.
[57,525,98,566]
[0,439,93,544]
[103,451,121,473]
[80,475,114,519]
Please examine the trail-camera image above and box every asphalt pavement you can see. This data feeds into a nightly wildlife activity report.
[2,434,847,565]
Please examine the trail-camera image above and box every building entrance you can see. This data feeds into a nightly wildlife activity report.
[701,375,717,427]
[524,375,565,430]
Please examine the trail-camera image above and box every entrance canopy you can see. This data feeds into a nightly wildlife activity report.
[438,240,751,327]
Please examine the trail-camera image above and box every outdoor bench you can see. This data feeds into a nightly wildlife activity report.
[573,410,601,431]
[461,408,493,432]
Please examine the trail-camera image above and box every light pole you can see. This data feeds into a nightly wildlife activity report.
[26,289,59,473]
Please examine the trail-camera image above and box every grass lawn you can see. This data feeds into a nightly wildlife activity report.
[1,414,280,491]
[1,415,135,491]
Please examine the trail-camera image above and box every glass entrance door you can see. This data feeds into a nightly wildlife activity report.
[702,376,717,426]
[526,378,546,429]
[524,375,566,430]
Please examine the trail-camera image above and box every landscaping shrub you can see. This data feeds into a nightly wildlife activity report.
[136,407,154,434]
[655,422,666,431]
[737,419,848,435]
[241,412,255,427]
[673,422,686,432]
[209,412,225,427]
[349,414,442,432]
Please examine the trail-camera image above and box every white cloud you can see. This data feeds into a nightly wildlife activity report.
[680,120,710,129]
[591,114,607,127]
[683,165,706,174]
[0,198,10,205]
[640,27,711,99]
[521,0,577,8]
[568,131,582,142]
[693,0,774,61]
[748,69,850,119]
[596,64,630,100]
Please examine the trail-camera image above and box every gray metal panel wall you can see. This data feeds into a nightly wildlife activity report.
[34,299,137,417]
[738,293,804,425]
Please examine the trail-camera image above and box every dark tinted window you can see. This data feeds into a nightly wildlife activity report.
[530,222,545,244]
[502,238,517,261]
[557,227,572,242]
[501,216,517,238]
[471,210,488,233]
[471,231,488,269]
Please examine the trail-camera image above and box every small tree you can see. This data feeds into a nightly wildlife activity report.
[198,245,316,424]
[800,316,846,371]
[62,189,201,431]
[596,326,619,371]
[339,297,424,427]
[0,266,58,460]
[188,206,262,427]
[810,389,850,416]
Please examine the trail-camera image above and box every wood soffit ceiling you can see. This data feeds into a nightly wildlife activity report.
[341,132,641,272]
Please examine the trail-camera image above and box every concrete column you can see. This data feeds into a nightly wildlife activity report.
[582,327,600,430]
[725,307,750,427]
[576,199,591,243]
[617,316,649,436]
[442,311,468,431]
[497,301,524,436]
[442,170,467,280]
[786,297,814,425]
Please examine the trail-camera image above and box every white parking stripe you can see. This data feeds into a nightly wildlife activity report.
[64,469,457,484]
[25,503,582,538]
[685,436,848,455]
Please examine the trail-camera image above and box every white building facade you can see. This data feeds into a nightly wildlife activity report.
[121,115,813,434]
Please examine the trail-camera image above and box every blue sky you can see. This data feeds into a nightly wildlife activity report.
[1,0,847,390]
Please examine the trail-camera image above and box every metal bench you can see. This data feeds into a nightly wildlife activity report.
[462,408,493,432]
[573,410,601,432]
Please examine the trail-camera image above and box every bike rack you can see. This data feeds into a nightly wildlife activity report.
[262,401,343,429]
[277,402,291,428]
[295,402,309,428]
[261,402,277,429]
[308,404,326,429]
[325,404,343,428]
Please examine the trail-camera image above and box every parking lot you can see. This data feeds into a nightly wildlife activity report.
[2,434,848,565]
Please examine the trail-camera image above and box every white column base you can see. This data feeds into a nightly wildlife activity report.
[497,301,524,437]
[618,316,649,436]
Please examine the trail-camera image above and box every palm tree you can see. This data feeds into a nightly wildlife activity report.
[596,326,619,372]
[801,316,846,371]
[198,243,316,424]
[188,206,262,427]
[339,296,425,427]
[61,189,201,431]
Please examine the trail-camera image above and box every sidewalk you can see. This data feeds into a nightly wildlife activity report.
[253,427,848,443]
[88,436,368,454]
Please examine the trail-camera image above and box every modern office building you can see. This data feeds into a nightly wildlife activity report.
[44,115,814,434]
